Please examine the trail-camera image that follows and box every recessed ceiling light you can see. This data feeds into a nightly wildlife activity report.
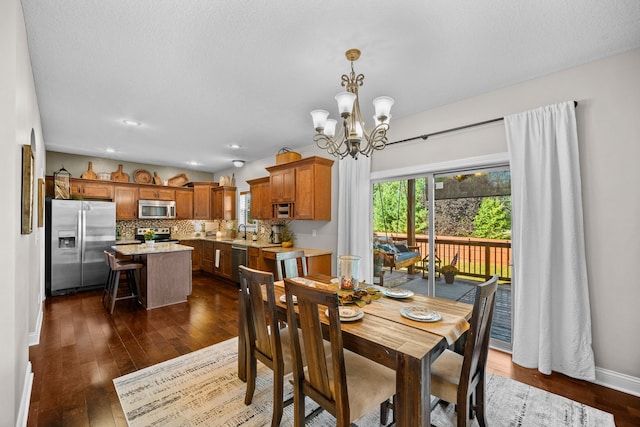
[123,119,141,126]
[105,148,115,153]
[187,161,200,166]
[232,160,245,168]
[229,144,241,149]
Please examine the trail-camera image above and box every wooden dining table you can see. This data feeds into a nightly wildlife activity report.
[237,274,474,427]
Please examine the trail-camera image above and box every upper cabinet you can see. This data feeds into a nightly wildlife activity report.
[266,156,334,221]
[138,187,175,201]
[269,167,296,202]
[71,179,113,200]
[48,176,233,221]
[192,182,217,219]
[247,176,271,220]
[113,185,137,220]
[175,188,194,219]
[211,186,236,220]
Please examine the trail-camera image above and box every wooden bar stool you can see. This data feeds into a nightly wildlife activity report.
[102,251,116,305]
[104,251,143,314]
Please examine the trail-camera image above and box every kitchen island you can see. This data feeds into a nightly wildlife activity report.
[113,242,193,309]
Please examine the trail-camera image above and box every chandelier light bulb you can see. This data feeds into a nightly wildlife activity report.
[310,110,330,130]
[335,92,357,117]
[324,119,337,137]
[354,122,363,139]
[373,96,394,120]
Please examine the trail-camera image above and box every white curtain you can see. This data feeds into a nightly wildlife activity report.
[337,157,373,283]
[505,101,595,381]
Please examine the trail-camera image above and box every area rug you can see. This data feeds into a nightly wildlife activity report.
[114,337,615,427]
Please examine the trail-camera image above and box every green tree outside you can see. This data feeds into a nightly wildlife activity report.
[474,197,511,239]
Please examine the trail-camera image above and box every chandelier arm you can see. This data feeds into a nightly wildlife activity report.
[363,124,390,155]
[314,131,351,159]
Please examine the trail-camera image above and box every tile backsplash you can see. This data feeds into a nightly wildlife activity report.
[116,219,224,239]
[116,219,272,241]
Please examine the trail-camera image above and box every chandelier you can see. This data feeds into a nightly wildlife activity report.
[310,49,394,159]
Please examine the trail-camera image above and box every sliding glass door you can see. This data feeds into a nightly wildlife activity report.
[432,167,512,350]
[372,166,512,350]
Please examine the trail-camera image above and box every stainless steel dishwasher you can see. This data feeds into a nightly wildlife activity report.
[231,244,248,283]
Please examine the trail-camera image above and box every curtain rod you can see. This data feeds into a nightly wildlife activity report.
[388,100,578,146]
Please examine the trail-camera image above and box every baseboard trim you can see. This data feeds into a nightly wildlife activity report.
[28,298,43,347]
[490,346,640,397]
[595,366,640,397]
[17,362,33,427]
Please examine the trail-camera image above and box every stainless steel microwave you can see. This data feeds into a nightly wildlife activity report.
[138,200,176,219]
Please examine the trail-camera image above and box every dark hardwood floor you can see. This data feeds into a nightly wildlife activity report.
[28,272,640,426]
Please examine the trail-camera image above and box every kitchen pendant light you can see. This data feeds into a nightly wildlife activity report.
[311,49,394,159]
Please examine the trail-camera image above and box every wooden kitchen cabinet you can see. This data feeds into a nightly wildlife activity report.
[138,187,175,201]
[192,182,218,219]
[113,185,138,220]
[213,241,233,280]
[266,156,334,221]
[179,240,202,271]
[211,186,236,220]
[248,246,260,269]
[247,176,271,219]
[269,167,296,202]
[70,178,114,199]
[175,188,193,219]
[294,157,333,220]
[201,240,215,274]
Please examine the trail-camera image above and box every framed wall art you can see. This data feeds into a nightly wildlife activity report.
[21,144,34,234]
[38,178,45,227]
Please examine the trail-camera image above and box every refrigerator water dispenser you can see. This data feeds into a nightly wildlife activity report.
[58,231,76,248]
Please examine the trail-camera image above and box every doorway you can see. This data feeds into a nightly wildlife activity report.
[372,165,512,350]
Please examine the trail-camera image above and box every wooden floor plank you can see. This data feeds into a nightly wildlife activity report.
[27,271,640,426]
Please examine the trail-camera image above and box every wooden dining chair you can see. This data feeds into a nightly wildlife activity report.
[275,250,307,281]
[430,274,499,427]
[239,265,299,427]
[283,278,396,427]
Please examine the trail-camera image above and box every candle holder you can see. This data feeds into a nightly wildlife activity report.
[338,255,361,290]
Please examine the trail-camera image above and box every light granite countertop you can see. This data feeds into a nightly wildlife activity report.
[261,247,333,257]
[115,239,142,245]
[172,233,282,249]
[113,242,194,256]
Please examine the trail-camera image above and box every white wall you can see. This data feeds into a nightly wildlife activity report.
[1,0,45,424]
[373,48,640,385]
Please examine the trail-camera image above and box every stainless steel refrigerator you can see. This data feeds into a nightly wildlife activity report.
[45,198,116,295]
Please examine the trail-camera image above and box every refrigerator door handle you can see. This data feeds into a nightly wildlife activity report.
[80,209,86,281]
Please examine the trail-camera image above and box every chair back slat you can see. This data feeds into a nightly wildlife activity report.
[284,279,345,406]
[459,274,499,401]
[275,250,307,281]
[239,266,281,365]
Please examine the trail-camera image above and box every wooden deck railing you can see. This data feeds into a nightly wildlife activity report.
[376,233,512,282]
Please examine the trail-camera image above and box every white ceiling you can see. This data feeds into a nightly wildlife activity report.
[21,0,640,173]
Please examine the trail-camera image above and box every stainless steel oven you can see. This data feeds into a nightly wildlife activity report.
[231,244,248,283]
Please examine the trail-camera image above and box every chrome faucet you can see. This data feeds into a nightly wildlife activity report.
[238,224,247,240]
